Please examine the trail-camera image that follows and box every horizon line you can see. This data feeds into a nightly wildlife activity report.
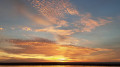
[0,62,120,66]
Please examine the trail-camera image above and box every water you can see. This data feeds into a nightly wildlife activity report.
[0,65,119,67]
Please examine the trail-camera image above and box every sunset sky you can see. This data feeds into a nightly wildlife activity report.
[0,0,120,62]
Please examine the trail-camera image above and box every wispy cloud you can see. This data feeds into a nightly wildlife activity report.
[73,13,112,32]
[35,27,74,36]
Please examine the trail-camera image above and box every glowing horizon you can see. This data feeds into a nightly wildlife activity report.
[0,0,120,62]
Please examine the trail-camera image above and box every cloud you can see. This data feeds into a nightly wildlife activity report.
[25,0,79,28]
[55,35,80,45]
[0,27,3,30]
[113,59,120,62]
[0,38,112,62]
[73,13,112,32]
[35,27,74,36]
[28,0,111,32]
[98,18,112,25]
[21,0,112,46]
[0,0,115,62]
[31,0,79,18]
[1,0,111,47]
[0,51,71,62]
[22,27,32,31]
[34,27,78,45]
[19,5,53,26]
[0,35,22,49]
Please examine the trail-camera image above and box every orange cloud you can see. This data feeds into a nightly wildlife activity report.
[31,0,79,18]
[56,20,69,27]
[24,0,112,34]
[0,50,12,61]
[29,0,79,27]
[73,13,112,32]
[66,8,79,15]
[0,38,110,62]
[17,0,113,49]
[19,1,112,47]
[0,51,71,62]
[25,0,112,35]
[0,0,115,62]
[35,27,74,36]
[0,28,3,30]
[113,59,120,62]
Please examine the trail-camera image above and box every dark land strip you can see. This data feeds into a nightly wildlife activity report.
[0,62,120,66]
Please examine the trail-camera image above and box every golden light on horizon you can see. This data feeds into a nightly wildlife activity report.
[2,39,111,62]
[44,55,71,62]
[0,0,120,63]
[58,58,68,62]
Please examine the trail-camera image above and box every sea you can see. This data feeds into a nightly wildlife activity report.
[0,65,119,67]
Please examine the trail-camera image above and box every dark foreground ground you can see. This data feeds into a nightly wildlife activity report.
[0,62,120,66]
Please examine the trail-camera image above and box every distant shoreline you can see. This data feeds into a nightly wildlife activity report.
[0,62,120,66]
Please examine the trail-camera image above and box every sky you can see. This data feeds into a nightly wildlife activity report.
[0,0,120,62]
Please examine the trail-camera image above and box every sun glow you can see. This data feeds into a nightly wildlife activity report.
[58,58,67,62]
[46,55,70,62]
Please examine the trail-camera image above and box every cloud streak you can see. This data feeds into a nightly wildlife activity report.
[35,27,74,36]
